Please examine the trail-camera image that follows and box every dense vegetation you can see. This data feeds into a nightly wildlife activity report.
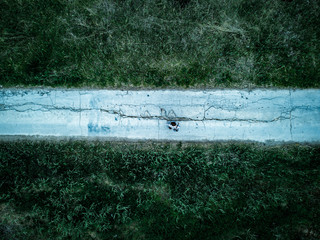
[1,0,319,88]
[1,140,319,239]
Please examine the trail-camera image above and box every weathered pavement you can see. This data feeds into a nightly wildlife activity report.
[0,89,319,142]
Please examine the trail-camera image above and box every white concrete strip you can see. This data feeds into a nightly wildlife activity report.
[0,89,319,142]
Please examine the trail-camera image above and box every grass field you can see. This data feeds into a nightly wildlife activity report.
[1,140,319,239]
[1,1,320,239]
[1,0,319,88]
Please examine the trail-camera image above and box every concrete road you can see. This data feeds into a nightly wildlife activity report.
[0,89,319,142]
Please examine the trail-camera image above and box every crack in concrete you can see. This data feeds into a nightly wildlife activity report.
[0,103,91,112]
[100,108,293,123]
[1,102,316,125]
[1,102,301,124]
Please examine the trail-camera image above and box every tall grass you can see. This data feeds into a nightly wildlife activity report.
[1,0,319,88]
[1,140,319,239]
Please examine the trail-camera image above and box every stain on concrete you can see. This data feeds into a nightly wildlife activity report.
[88,123,111,135]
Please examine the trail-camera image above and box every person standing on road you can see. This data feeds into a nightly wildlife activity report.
[168,121,180,132]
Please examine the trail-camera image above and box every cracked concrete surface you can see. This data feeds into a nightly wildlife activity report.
[0,89,319,142]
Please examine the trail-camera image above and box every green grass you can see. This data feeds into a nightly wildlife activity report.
[1,140,319,239]
[1,0,319,88]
